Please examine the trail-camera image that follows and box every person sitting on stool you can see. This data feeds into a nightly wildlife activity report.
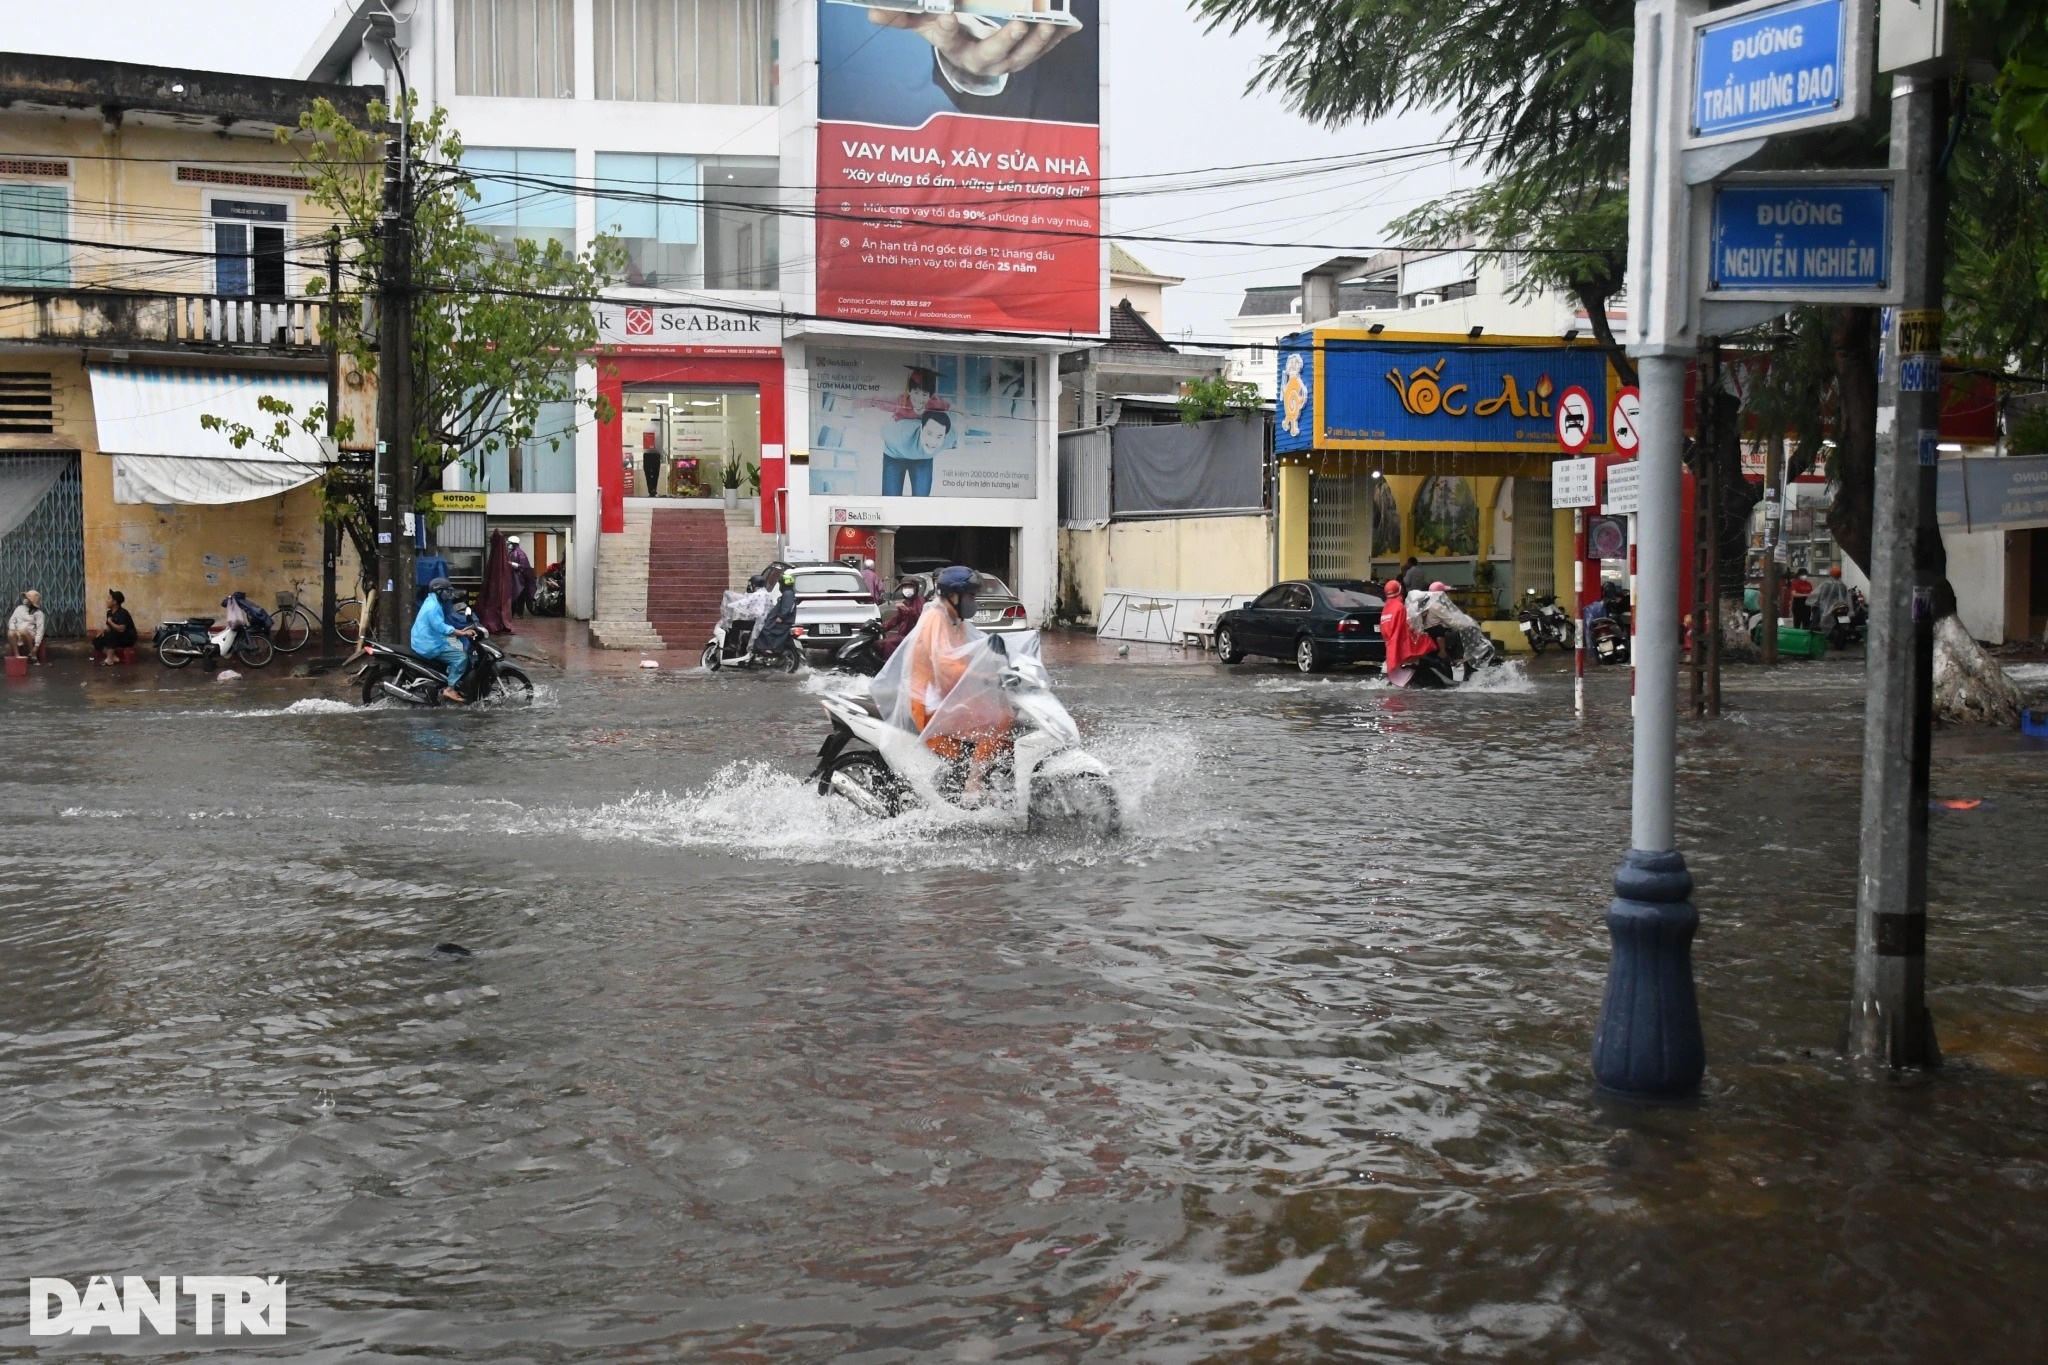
[90,590,137,663]
[7,589,44,661]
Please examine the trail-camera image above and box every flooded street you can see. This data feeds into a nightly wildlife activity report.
[3,646,2046,1361]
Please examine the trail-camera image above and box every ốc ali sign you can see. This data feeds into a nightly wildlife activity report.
[1274,332,1617,455]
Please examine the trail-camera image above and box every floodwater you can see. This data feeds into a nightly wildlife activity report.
[2,644,2045,1361]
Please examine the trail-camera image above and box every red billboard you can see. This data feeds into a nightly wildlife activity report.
[815,1,1101,335]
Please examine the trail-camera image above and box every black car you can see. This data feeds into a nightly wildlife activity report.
[1215,579,1386,673]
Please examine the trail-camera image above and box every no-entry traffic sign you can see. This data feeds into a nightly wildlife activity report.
[1611,387,1642,455]
[1555,386,1595,453]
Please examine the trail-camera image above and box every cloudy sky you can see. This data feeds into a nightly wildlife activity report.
[6,0,1465,343]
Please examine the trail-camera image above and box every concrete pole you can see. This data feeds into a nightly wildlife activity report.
[1593,0,1705,1097]
[1845,75,1945,1068]
[1761,438,1782,662]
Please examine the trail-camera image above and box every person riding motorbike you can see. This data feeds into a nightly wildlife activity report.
[898,566,1013,801]
[412,577,480,704]
[1806,565,1854,621]
[1378,579,1436,682]
[751,570,800,659]
[877,577,925,658]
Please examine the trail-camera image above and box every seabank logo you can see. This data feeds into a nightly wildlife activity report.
[1384,359,1556,420]
[27,1275,287,1336]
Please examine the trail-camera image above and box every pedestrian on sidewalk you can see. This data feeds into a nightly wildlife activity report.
[507,536,536,616]
[861,557,882,602]
[8,589,44,660]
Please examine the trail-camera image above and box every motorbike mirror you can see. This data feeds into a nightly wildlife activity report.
[988,634,1008,658]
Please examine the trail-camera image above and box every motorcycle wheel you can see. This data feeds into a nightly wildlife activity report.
[1029,773,1122,839]
[236,633,275,668]
[1526,627,1548,655]
[702,643,721,672]
[157,634,199,668]
[826,751,905,818]
[360,667,389,704]
[779,644,804,674]
[483,665,535,703]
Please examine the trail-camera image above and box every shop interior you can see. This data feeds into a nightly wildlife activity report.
[621,386,760,499]
[833,525,1019,588]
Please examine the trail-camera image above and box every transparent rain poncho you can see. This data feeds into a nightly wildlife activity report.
[718,587,775,627]
[1406,590,1492,661]
[871,606,1037,751]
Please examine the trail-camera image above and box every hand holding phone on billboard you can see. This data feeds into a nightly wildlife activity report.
[865,6,1078,86]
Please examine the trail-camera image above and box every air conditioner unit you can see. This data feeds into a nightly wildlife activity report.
[1413,293,1442,308]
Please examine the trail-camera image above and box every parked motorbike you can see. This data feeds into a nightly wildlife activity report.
[354,627,534,706]
[829,619,889,677]
[1586,583,1631,666]
[155,611,274,669]
[531,564,566,617]
[1516,588,1573,654]
[810,634,1120,837]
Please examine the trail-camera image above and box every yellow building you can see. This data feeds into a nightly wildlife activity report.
[0,52,372,641]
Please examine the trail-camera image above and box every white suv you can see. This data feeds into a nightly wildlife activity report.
[789,565,880,653]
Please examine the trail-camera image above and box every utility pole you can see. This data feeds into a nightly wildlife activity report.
[1760,436,1782,663]
[321,228,343,663]
[374,106,416,645]
[1845,73,1946,1068]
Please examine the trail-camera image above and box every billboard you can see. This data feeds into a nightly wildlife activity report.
[808,347,1039,498]
[814,1,1101,333]
[1275,333,1618,454]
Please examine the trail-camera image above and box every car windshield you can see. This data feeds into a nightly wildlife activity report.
[793,569,867,595]
[1318,587,1381,610]
[976,575,1013,597]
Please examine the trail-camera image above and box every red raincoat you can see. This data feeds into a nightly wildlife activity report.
[1379,581,1435,673]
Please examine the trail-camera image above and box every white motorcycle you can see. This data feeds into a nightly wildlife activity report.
[809,635,1120,836]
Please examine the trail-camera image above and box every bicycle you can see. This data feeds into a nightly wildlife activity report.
[272,585,317,653]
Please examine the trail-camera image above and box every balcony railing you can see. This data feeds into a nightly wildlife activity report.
[0,289,328,354]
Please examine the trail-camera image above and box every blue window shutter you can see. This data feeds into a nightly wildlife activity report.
[657,156,699,246]
[594,152,658,239]
[519,149,577,231]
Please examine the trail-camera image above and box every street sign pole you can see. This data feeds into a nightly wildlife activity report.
[1845,74,1944,1068]
[1592,0,1707,1099]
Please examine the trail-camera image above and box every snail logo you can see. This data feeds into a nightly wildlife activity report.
[1385,361,1560,421]
[1386,359,1464,416]
[1280,352,1309,436]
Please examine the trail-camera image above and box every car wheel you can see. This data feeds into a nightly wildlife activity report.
[1296,636,1326,673]
[1215,626,1244,664]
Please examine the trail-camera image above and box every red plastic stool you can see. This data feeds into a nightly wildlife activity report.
[4,655,26,678]
[117,646,136,664]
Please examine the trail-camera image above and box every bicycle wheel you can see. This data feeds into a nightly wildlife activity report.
[333,598,363,646]
[236,633,276,668]
[272,604,314,652]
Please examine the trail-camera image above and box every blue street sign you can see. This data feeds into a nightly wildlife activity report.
[1693,0,1851,140]
[1708,181,1891,293]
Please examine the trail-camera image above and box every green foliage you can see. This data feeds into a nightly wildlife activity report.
[204,98,622,576]
[2008,404,2048,454]
[721,451,744,488]
[1196,0,1636,376]
[1950,85,2048,374]
[1177,375,1263,424]
[745,461,762,495]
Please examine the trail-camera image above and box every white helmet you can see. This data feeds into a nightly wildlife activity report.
[507,535,521,546]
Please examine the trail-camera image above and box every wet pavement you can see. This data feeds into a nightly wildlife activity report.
[2,640,2046,1361]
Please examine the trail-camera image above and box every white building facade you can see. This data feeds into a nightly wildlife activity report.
[301,0,1100,638]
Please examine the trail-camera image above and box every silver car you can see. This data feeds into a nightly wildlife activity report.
[914,572,1029,633]
[790,564,881,652]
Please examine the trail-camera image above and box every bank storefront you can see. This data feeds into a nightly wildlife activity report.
[783,331,1063,619]
[1275,329,1620,614]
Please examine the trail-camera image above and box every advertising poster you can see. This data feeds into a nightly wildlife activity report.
[815,1,1101,333]
[808,347,1039,498]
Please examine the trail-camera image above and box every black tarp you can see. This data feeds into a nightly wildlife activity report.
[1110,416,1264,516]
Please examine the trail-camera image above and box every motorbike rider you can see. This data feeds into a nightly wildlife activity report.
[413,577,480,704]
[901,566,1012,800]
[751,569,800,659]
[1806,565,1854,622]
[878,576,925,658]
[1378,579,1436,682]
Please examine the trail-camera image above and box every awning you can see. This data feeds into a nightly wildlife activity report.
[87,365,331,505]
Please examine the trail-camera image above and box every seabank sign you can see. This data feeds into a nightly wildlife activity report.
[1275,333,1616,454]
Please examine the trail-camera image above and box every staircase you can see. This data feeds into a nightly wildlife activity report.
[645,508,730,649]
[590,507,666,651]
[725,506,781,589]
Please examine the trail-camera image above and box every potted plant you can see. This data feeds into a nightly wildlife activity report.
[721,450,743,509]
[742,461,762,517]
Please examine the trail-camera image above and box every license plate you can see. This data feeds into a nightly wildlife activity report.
[817,623,842,635]
[1518,620,1532,633]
